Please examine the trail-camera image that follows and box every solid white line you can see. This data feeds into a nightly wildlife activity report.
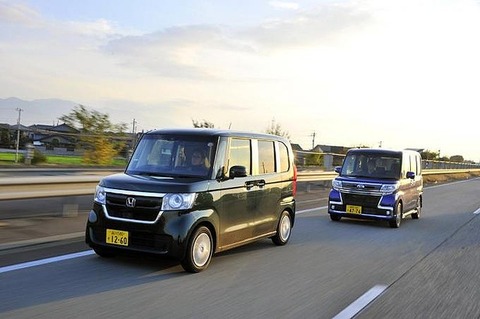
[332,285,388,319]
[296,206,327,215]
[473,208,480,215]
[0,250,95,274]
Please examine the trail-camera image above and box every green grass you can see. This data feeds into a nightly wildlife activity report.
[0,152,127,167]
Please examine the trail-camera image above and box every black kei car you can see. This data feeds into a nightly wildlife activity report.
[86,128,297,272]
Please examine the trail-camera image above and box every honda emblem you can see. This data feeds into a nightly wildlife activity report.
[126,197,136,208]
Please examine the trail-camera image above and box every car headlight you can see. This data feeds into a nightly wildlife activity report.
[94,185,106,204]
[162,193,197,211]
[332,179,342,190]
[380,183,399,195]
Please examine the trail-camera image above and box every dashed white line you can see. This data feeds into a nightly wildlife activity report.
[332,285,388,319]
[0,206,327,274]
[296,206,327,215]
[0,250,94,274]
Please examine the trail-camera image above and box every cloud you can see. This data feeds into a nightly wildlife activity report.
[0,1,43,27]
[269,1,300,10]
[2,0,480,159]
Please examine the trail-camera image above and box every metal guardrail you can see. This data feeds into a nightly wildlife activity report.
[1,169,480,201]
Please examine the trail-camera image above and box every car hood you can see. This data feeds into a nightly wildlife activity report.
[99,173,211,193]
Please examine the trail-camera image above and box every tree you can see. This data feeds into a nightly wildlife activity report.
[192,119,215,128]
[420,150,439,160]
[449,155,464,162]
[265,119,290,140]
[59,105,128,165]
[0,128,11,148]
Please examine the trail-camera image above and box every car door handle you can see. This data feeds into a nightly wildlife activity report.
[245,181,256,190]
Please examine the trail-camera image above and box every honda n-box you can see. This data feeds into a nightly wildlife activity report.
[86,128,297,272]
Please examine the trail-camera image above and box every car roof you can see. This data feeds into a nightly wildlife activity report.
[346,148,419,156]
[144,128,289,142]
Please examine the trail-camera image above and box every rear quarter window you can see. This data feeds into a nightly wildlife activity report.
[279,142,290,173]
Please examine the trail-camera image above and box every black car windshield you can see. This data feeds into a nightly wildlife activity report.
[341,152,401,179]
[126,134,217,178]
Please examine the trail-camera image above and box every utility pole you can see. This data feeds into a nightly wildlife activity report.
[132,118,137,134]
[132,118,138,148]
[311,132,316,149]
[15,108,24,163]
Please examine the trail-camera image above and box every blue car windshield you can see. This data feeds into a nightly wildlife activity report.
[126,134,217,178]
[341,152,401,179]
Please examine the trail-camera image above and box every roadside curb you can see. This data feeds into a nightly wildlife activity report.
[0,232,84,251]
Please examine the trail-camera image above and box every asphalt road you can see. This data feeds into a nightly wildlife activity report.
[1,179,480,318]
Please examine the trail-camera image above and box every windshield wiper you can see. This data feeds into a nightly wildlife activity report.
[130,171,172,177]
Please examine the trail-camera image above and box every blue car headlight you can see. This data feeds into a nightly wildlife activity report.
[380,183,399,195]
[332,179,342,190]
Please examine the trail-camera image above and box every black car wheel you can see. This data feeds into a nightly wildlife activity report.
[272,211,292,246]
[181,226,213,273]
[389,202,402,228]
[93,246,115,258]
[330,214,342,221]
[412,197,421,219]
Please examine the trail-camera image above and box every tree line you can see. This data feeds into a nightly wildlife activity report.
[1,105,473,165]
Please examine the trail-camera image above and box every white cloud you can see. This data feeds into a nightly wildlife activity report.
[0,1,43,27]
[269,1,300,10]
[1,0,480,160]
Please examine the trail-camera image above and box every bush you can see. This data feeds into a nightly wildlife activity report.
[20,149,47,165]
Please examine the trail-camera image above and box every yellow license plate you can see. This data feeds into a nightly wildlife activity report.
[106,229,129,246]
[346,205,362,214]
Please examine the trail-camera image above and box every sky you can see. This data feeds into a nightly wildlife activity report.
[1,0,480,161]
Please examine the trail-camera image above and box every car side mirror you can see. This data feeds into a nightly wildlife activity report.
[406,171,415,179]
[334,166,342,174]
[229,165,247,178]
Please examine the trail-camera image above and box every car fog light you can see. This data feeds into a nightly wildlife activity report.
[88,210,98,223]
[386,211,391,216]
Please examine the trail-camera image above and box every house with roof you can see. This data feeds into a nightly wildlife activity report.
[28,123,80,153]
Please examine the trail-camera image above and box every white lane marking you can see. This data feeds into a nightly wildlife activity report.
[473,208,480,215]
[0,250,94,274]
[296,206,327,215]
[0,206,327,274]
[301,197,328,203]
[332,285,388,319]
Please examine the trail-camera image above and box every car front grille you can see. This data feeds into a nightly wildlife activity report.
[105,193,162,222]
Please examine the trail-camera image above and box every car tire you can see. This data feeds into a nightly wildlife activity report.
[93,246,115,258]
[389,202,402,228]
[272,211,292,246]
[330,214,341,221]
[181,226,213,273]
[412,197,421,219]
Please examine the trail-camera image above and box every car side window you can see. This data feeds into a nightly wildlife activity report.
[228,138,251,175]
[258,140,275,174]
[278,142,290,173]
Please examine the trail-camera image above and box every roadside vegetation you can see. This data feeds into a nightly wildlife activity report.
[422,171,480,185]
[0,152,127,167]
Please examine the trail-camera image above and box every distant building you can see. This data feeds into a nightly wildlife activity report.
[29,124,79,151]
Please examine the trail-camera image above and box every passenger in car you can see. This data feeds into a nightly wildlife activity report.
[367,160,376,175]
